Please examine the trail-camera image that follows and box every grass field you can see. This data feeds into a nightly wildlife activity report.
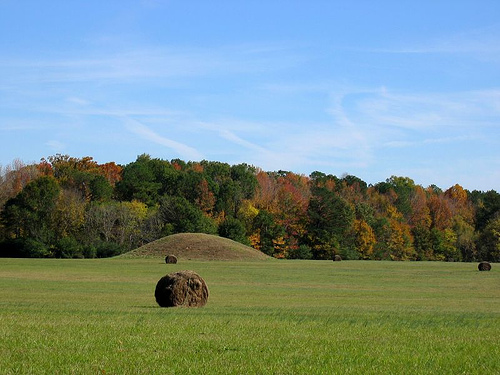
[0,258,499,374]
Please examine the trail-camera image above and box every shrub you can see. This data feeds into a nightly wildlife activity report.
[0,238,51,258]
[53,237,84,259]
[286,245,313,260]
[95,241,125,258]
[339,246,360,260]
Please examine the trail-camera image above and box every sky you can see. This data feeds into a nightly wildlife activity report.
[1,1,499,192]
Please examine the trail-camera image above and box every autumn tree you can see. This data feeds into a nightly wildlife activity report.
[97,162,122,186]
[427,192,452,230]
[272,172,311,255]
[237,199,259,235]
[0,159,40,210]
[370,200,415,260]
[253,170,279,212]
[452,215,477,261]
[40,155,117,202]
[2,153,499,262]
[352,219,376,259]
[195,179,216,215]
[337,174,368,205]
[309,171,339,192]
[53,188,86,239]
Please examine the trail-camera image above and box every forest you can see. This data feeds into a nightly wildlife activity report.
[0,154,499,262]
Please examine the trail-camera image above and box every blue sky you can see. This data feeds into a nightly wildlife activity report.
[1,1,499,191]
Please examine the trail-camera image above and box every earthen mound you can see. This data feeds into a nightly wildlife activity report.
[478,261,491,271]
[155,270,209,308]
[124,233,271,261]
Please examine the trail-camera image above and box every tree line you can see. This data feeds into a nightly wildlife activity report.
[0,154,499,261]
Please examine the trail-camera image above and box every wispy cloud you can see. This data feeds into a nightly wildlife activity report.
[218,129,268,154]
[123,118,204,161]
[66,97,90,106]
[333,87,500,132]
[0,43,304,85]
[45,140,65,152]
[384,135,480,148]
[365,24,500,59]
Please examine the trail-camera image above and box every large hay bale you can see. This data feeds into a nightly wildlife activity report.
[155,270,209,308]
[478,261,492,271]
[333,254,342,262]
[165,255,178,264]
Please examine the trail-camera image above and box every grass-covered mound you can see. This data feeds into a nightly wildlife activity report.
[122,233,271,261]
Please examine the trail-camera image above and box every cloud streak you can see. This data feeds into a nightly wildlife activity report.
[362,24,500,58]
[124,118,204,161]
[0,43,304,85]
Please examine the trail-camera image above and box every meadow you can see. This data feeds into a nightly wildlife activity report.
[0,258,499,374]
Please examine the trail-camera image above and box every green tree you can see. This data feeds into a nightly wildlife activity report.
[306,187,354,259]
[252,210,284,256]
[378,176,416,220]
[452,216,477,261]
[475,190,500,231]
[158,195,217,235]
[431,228,461,261]
[1,176,61,246]
[412,225,433,260]
[218,216,249,245]
[231,163,258,200]
[477,217,500,262]
[115,155,163,206]
[88,174,113,202]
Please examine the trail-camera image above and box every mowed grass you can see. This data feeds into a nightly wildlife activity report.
[0,258,499,374]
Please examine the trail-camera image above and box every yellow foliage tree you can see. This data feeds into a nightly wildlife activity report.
[353,219,376,259]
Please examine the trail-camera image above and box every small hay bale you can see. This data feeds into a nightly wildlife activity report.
[155,270,209,308]
[333,254,342,262]
[478,261,492,271]
[165,255,178,264]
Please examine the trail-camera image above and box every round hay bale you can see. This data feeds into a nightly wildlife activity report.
[165,255,178,264]
[155,270,209,308]
[333,254,342,262]
[478,261,491,271]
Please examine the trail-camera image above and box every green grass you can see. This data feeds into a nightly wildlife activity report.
[0,258,499,374]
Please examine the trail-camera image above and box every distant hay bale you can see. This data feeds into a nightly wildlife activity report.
[478,262,491,271]
[333,254,342,262]
[165,255,178,264]
[155,270,209,308]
